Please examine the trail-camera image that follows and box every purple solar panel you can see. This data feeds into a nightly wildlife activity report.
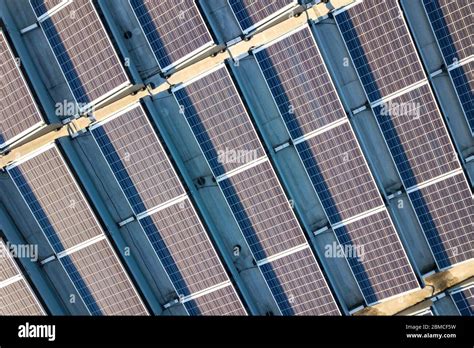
[260,247,340,315]
[229,0,297,34]
[296,121,383,224]
[33,0,130,106]
[336,0,426,103]
[8,145,103,253]
[91,104,184,215]
[334,210,419,304]
[373,84,460,189]
[255,26,346,139]
[130,0,214,71]
[174,66,266,178]
[220,160,307,261]
[409,173,474,269]
[184,285,247,315]
[0,31,43,148]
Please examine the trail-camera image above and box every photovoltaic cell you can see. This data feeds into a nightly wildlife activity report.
[220,160,307,261]
[60,238,148,315]
[296,122,383,224]
[423,0,473,65]
[8,146,103,253]
[174,67,265,177]
[335,0,425,103]
[409,173,474,269]
[334,210,419,304]
[229,0,296,33]
[0,242,19,282]
[184,285,247,315]
[260,247,340,315]
[139,198,230,297]
[452,286,474,316]
[450,61,474,134]
[373,84,460,189]
[255,26,346,139]
[0,280,45,315]
[0,31,43,148]
[91,105,184,215]
[33,0,130,106]
[130,0,213,71]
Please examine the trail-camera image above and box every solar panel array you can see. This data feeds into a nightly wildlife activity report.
[0,31,43,148]
[30,0,65,17]
[130,0,214,71]
[449,60,474,134]
[91,104,246,315]
[0,240,45,315]
[336,1,473,271]
[32,0,130,107]
[422,0,473,66]
[228,0,297,34]
[174,65,340,315]
[335,0,426,104]
[7,144,148,315]
[451,285,474,316]
[254,25,418,304]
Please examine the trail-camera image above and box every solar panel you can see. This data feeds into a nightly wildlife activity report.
[296,121,384,224]
[220,160,307,261]
[450,61,474,134]
[130,0,214,71]
[91,104,184,215]
[254,26,346,140]
[334,210,419,304]
[32,0,130,107]
[260,247,340,315]
[451,285,474,316]
[0,31,43,148]
[373,84,460,189]
[174,66,266,178]
[423,0,473,66]
[175,65,340,315]
[139,198,231,297]
[409,173,474,269]
[184,284,247,315]
[229,0,297,34]
[0,241,45,315]
[8,145,103,253]
[335,0,426,103]
[0,280,45,315]
[60,238,148,315]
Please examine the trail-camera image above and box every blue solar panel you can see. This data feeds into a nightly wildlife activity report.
[451,286,474,316]
[450,61,474,134]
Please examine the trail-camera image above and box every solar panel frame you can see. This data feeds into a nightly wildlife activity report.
[253,25,347,140]
[30,0,68,17]
[59,237,149,316]
[449,61,474,135]
[373,83,461,189]
[90,104,185,215]
[0,30,44,149]
[333,210,419,305]
[173,65,266,178]
[422,0,473,67]
[334,0,426,104]
[228,0,298,34]
[7,144,104,253]
[129,0,214,72]
[451,285,474,316]
[0,279,46,315]
[408,172,474,270]
[173,65,341,315]
[30,0,131,110]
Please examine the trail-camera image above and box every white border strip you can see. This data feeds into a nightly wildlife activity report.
[90,102,142,130]
[332,206,386,230]
[333,0,363,16]
[215,156,268,183]
[56,234,106,259]
[171,63,226,92]
[370,80,429,108]
[34,0,72,22]
[181,281,231,303]
[256,243,309,267]
[136,194,188,220]
[253,20,308,54]
[293,118,349,145]
[406,169,464,194]
[0,274,23,289]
